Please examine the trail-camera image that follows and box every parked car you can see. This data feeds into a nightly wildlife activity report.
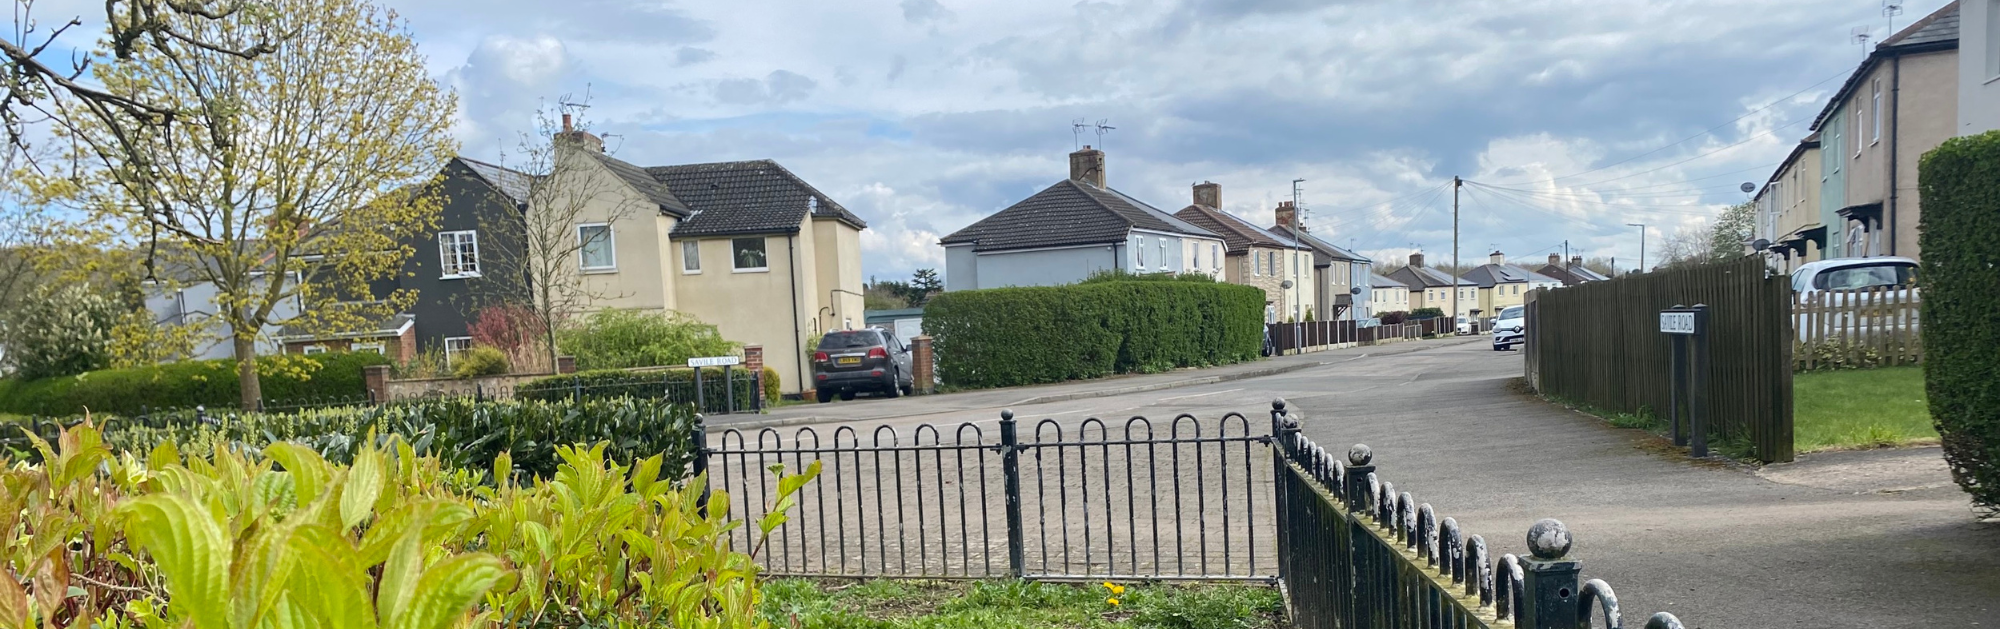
[1455,315,1473,335]
[1789,257,1921,341]
[1492,306,1525,351]
[811,328,914,403]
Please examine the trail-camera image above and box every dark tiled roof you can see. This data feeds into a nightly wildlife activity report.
[647,160,866,238]
[1567,264,1610,281]
[1268,225,1368,264]
[457,157,532,205]
[939,179,1215,252]
[1462,263,1535,288]
[1810,1,1958,131]
[589,152,693,217]
[1369,272,1408,289]
[1174,204,1295,253]
[1389,265,1472,289]
[1883,1,1958,46]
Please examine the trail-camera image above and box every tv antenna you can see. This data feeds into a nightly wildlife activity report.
[1071,119,1089,150]
[1851,26,1873,55]
[1883,0,1904,35]
[1093,119,1115,149]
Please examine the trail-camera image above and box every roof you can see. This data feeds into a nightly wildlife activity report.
[1369,272,1409,289]
[1388,264,1473,289]
[278,312,415,341]
[1810,1,1958,131]
[648,159,867,238]
[938,179,1216,252]
[587,152,693,217]
[1769,139,1822,184]
[1462,263,1534,288]
[1173,204,1296,254]
[456,157,531,205]
[1267,225,1369,265]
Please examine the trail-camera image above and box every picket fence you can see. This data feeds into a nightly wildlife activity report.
[1792,288,1922,371]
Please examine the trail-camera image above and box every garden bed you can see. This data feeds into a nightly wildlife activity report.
[760,579,1286,629]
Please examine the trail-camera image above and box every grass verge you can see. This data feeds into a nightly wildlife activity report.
[1793,365,1936,452]
[760,579,1286,629]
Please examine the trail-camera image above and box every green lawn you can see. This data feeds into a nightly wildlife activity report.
[760,579,1286,629]
[1793,366,1937,452]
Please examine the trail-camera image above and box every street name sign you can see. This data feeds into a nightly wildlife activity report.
[687,356,741,368]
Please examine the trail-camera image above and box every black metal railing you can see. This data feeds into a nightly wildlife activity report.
[706,410,1275,580]
[1268,400,1687,629]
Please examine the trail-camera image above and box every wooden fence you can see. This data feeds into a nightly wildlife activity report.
[1524,255,1794,463]
[1268,318,1449,354]
[1793,288,1922,371]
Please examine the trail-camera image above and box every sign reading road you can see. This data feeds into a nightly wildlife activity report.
[1659,311,1697,335]
[687,356,741,368]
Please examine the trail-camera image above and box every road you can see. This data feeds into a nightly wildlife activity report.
[714,339,2000,628]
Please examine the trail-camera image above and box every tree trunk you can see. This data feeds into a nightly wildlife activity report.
[233,333,263,411]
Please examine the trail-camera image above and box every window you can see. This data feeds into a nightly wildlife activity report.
[1989,0,2000,78]
[1192,244,1201,269]
[437,230,480,278]
[1254,251,1262,276]
[443,337,473,365]
[353,342,385,355]
[1812,262,1917,290]
[578,224,615,271]
[1138,236,1147,267]
[1158,239,1167,271]
[1870,79,1882,143]
[302,345,328,355]
[731,237,768,271]
[681,240,701,274]
[1854,101,1865,157]
[1211,244,1220,270]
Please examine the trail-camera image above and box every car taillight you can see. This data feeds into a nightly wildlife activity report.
[867,347,888,359]
[813,351,829,362]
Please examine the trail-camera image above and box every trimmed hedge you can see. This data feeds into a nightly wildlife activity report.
[516,366,781,410]
[923,279,1264,389]
[2,396,700,480]
[1918,130,2000,513]
[0,351,390,416]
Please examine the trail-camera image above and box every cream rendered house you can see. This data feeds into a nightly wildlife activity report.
[546,132,867,394]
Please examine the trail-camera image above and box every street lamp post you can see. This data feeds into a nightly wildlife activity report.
[1626,223,1648,273]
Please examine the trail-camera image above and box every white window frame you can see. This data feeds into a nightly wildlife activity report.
[577,223,616,272]
[681,240,702,274]
[1211,244,1220,271]
[1854,101,1865,158]
[1192,244,1200,270]
[437,230,481,279]
[302,345,328,355]
[1990,0,2000,79]
[1158,239,1167,271]
[1870,79,1882,144]
[353,342,385,355]
[731,237,770,272]
[444,337,474,366]
[1253,251,1262,276]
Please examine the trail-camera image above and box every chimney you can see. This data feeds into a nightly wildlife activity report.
[1548,253,1562,267]
[1274,201,1299,229]
[1489,251,1505,266]
[1193,181,1221,208]
[1409,252,1426,268]
[554,114,605,153]
[562,113,573,133]
[1069,145,1106,188]
[1570,255,1584,268]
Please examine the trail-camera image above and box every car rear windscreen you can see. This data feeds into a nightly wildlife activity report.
[1814,263,1916,290]
[817,331,880,350]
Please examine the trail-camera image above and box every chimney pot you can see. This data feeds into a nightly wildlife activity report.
[1409,252,1426,268]
[1069,146,1106,188]
[1549,253,1562,266]
[1193,181,1221,208]
[1570,255,1584,267]
[1274,200,1298,229]
[562,113,573,133]
[1489,251,1505,265]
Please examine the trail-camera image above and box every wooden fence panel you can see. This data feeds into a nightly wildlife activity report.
[1525,255,1793,462]
[1789,286,1922,370]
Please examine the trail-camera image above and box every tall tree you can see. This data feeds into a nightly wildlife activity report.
[908,268,942,306]
[24,0,456,408]
[1707,201,1757,260]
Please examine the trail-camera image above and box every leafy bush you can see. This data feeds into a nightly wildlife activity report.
[1917,129,2000,513]
[1378,311,1408,325]
[923,280,1263,389]
[556,309,738,370]
[1798,339,1887,372]
[1408,307,1446,320]
[1079,269,1218,284]
[516,366,781,410]
[0,351,390,416]
[0,421,817,629]
[0,283,122,379]
[452,345,511,378]
[468,303,550,372]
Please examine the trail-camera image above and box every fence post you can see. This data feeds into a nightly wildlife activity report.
[1669,304,1687,447]
[1691,304,1710,458]
[753,369,763,412]
[724,364,735,415]
[694,367,706,413]
[999,409,1026,578]
[1519,519,1582,629]
[1343,444,1375,629]
[691,413,711,517]
[571,375,582,402]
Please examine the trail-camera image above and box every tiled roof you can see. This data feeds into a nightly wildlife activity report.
[648,160,867,238]
[1174,204,1296,253]
[1810,1,1958,131]
[1269,225,1368,264]
[1882,1,1958,46]
[1567,264,1610,281]
[939,179,1215,252]
[1462,263,1536,288]
[589,152,693,217]
[1389,265,1472,289]
[1369,272,1409,289]
[457,157,531,205]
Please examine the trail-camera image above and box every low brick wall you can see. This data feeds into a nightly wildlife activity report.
[381,372,557,402]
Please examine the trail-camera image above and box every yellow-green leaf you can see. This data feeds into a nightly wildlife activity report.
[342,448,387,531]
[117,494,231,629]
[387,554,509,629]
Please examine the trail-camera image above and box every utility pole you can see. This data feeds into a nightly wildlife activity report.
[1292,178,1305,323]
[1626,223,1648,273]
[1452,176,1461,328]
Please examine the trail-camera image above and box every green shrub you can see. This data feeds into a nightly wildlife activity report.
[0,351,390,416]
[557,309,739,370]
[517,365,781,410]
[1409,307,1445,320]
[923,280,1264,389]
[452,345,510,378]
[1079,269,1218,283]
[0,284,122,379]
[1918,129,2000,513]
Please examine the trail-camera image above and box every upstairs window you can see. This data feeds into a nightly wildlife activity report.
[438,230,480,278]
[681,240,701,274]
[1870,79,1882,143]
[732,237,768,271]
[1211,244,1221,270]
[578,224,615,271]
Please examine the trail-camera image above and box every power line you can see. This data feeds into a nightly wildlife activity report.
[1467,182,1734,216]
[1557,116,1811,189]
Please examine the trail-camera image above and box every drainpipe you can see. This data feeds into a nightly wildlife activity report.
[788,235,805,392]
[1886,56,1901,257]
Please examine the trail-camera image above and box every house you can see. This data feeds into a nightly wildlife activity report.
[1173,184,1315,323]
[1532,254,1610,286]
[143,272,302,361]
[1753,138,1827,273]
[1960,0,1999,135]
[278,314,416,362]
[1461,252,1562,318]
[1268,202,1373,320]
[939,146,1225,290]
[1386,253,1476,318]
[1367,273,1411,318]
[1808,1,1960,261]
[386,157,535,362]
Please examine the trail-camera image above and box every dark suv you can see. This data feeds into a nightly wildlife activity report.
[811,328,914,403]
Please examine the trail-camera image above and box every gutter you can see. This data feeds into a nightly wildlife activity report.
[788,235,805,391]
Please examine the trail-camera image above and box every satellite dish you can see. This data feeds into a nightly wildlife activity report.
[1751,238,1772,252]
[1349,287,1362,295]
[1281,280,1295,289]
[1740,182,1756,194]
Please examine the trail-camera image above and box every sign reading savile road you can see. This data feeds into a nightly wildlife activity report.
[1660,311,1697,335]
[687,356,741,368]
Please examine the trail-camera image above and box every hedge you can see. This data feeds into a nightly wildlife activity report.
[516,365,781,410]
[2,395,700,480]
[923,279,1264,389]
[1918,129,2000,513]
[0,351,391,416]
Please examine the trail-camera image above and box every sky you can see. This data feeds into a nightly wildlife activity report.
[25,0,1958,279]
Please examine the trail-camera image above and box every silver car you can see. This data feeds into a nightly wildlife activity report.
[1491,306,1525,351]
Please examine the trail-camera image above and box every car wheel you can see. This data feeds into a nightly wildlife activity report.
[815,389,834,403]
[839,390,856,401]
[883,370,902,398]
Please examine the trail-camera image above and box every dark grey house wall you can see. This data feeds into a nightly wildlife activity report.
[398,160,529,354]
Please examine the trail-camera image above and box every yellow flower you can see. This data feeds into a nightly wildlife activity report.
[1107,597,1121,607]
[1102,582,1126,595]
